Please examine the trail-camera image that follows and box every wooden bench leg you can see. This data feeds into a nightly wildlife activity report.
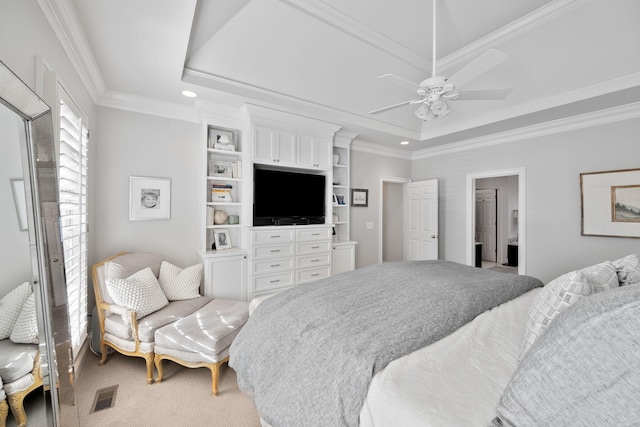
[145,353,155,384]
[154,354,164,384]
[209,357,230,396]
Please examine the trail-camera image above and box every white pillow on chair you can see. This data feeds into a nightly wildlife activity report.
[158,261,203,301]
[0,282,32,340]
[10,293,39,344]
[107,267,169,323]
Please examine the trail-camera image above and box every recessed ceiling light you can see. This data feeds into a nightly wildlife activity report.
[181,90,198,98]
[400,141,410,145]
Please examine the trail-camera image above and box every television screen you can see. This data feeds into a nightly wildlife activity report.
[254,168,325,225]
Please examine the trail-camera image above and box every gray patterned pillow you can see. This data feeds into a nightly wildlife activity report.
[519,270,594,360]
[612,254,640,286]
[10,293,39,344]
[583,261,619,292]
[158,261,202,301]
[106,267,169,323]
[0,282,32,339]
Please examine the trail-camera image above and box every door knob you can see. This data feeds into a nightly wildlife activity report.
[431,235,437,239]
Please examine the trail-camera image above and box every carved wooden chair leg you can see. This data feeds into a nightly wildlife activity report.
[0,399,8,427]
[8,394,26,427]
[99,342,109,366]
[145,353,155,384]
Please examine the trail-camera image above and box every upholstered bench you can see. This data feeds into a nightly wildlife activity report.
[154,298,249,395]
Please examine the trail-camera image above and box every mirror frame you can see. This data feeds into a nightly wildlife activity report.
[0,60,78,427]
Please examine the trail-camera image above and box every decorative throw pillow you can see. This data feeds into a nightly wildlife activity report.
[518,270,594,360]
[106,267,169,323]
[158,261,203,301]
[612,254,640,286]
[582,261,619,293]
[10,293,39,344]
[0,281,32,340]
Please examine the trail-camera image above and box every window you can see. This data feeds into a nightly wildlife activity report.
[58,86,89,357]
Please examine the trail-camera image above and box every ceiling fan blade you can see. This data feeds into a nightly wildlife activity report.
[377,74,420,92]
[446,49,508,89]
[455,88,512,100]
[369,99,417,115]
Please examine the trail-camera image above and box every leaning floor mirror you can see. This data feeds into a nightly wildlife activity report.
[0,60,79,427]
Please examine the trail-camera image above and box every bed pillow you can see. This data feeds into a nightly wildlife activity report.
[612,254,640,286]
[10,293,39,344]
[158,261,202,301]
[0,282,32,340]
[518,270,594,360]
[493,284,640,426]
[106,267,169,323]
[582,261,619,293]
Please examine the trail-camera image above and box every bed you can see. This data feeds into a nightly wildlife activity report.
[229,256,640,427]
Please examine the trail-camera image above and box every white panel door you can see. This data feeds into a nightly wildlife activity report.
[404,179,438,260]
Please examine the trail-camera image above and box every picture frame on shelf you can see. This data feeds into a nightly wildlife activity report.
[581,167,640,238]
[208,129,236,151]
[214,228,232,250]
[351,188,368,207]
[129,176,171,220]
[209,160,233,178]
[332,193,338,205]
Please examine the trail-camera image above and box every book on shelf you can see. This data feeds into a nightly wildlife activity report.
[211,183,232,202]
[206,206,215,226]
[232,160,242,179]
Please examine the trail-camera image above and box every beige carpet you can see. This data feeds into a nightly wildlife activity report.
[74,352,261,426]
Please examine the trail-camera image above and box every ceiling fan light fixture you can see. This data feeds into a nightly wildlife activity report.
[431,98,450,116]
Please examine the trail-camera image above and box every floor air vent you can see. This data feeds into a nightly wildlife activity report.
[91,385,118,413]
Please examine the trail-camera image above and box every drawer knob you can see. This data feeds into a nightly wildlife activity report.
[311,246,319,249]
[311,273,320,277]
[270,279,280,284]
[270,249,280,253]
[270,264,280,267]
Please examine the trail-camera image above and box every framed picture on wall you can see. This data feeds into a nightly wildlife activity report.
[129,176,171,220]
[351,188,368,207]
[581,168,640,238]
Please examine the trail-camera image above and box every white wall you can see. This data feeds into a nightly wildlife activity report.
[92,107,202,267]
[350,148,411,268]
[382,182,404,262]
[412,117,640,283]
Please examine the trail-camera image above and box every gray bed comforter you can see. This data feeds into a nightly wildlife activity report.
[229,260,543,427]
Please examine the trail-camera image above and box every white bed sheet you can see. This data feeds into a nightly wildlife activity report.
[359,287,540,427]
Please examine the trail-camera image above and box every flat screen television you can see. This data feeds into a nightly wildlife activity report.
[253,168,326,226]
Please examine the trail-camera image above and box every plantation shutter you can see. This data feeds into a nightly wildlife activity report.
[58,86,89,356]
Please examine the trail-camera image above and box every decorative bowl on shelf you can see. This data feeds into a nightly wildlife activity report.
[213,210,228,224]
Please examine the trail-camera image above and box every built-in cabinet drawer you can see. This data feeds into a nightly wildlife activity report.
[253,243,294,259]
[297,240,331,255]
[296,266,331,284]
[252,257,294,275]
[297,228,332,242]
[253,271,295,293]
[253,229,295,245]
[297,253,331,269]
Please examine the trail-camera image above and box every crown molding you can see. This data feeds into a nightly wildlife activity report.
[413,101,640,160]
[37,0,105,102]
[98,89,199,122]
[351,139,413,160]
[419,70,640,141]
[438,0,590,72]
[277,0,430,72]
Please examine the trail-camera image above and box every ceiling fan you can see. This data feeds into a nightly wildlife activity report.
[369,0,512,121]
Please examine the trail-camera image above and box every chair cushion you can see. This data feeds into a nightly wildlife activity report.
[0,340,38,383]
[158,261,203,301]
[0,282,32,340]
[10,293,38,344]
[106,267,169,323]
[105,296,213,342]
[155,299,249,356]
